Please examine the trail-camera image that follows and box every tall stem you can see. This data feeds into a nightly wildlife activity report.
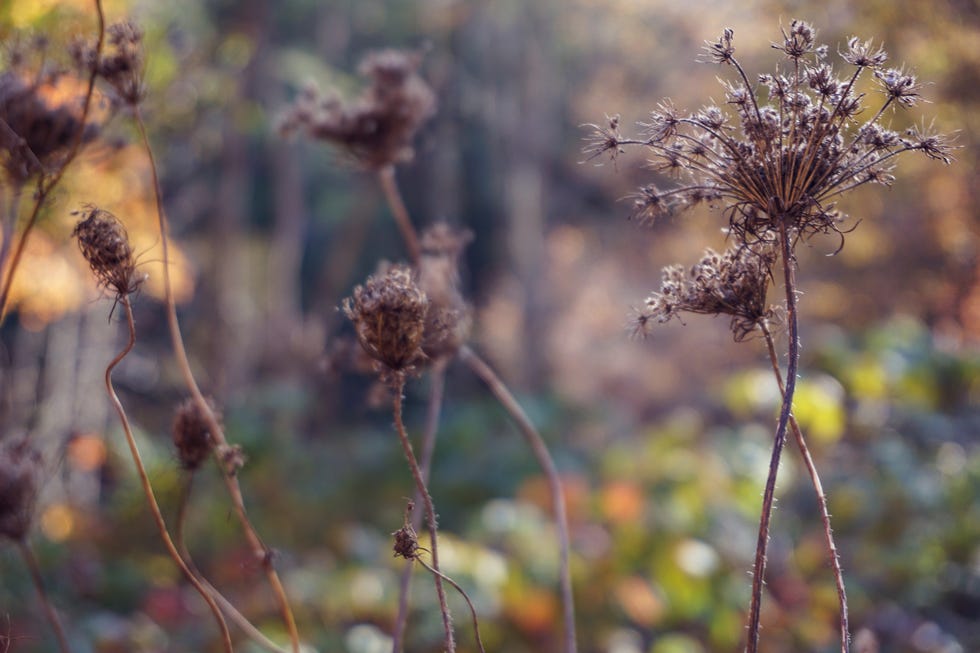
[458,345,577,653]
[17,539,71,653]
[392,375,455,653]
[378,165,422,267]
[393,362,447,652]
[133,109,300,653]
[106,298,233,652]
[745,220,798,653]
[761,324,849,653]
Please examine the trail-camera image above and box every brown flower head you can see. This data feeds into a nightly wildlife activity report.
[418,223,473,361]
[172,398,220,471]
[72,206,143,297]
[632,245,777,341]
[0,438,42,541]
[588,21,954,246]
[72,21,145,106]
[343,264,429,376]
[279,49,436,169]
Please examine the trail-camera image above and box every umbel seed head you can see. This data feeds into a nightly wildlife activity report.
[172,398,219,471]
[0,439,42,541]
[418,223,474,361]
[343,264,429,375]
[72,206,142,297]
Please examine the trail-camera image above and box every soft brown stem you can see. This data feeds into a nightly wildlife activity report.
[745,221,799,653]
[392,375,455,653]
[458,345,577,653]
[416,557,487,653]
[761,324,849,653]
[393,362,447,652]
[0,0,105,323]
[176,476,291,653]
[378,166,422,267]
[105,298,233,652]
[17,539,71,653]
[134,107,301,653]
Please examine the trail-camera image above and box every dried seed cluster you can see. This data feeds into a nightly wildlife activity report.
[71,20,145,106]
[632,245,777,341]
[343,264,429,376]
[587,20,954,245]
[279,49,436,169]
[172,398,220,471]
[72,206,143,297]
[0,439,42,541]
[418,223,473,361]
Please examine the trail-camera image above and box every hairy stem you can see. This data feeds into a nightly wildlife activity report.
[378,165,422,267]
[393,362,447,652]
[17,539,71,653]
[761,324,849,653]
[458,345,577,653]
[745,220,798,653]
[134,108,301,653]
[392,375,455,653]
[105,298,233,652]
[0,0,105,323]
[416,557,487,653]
[176,476,291,653]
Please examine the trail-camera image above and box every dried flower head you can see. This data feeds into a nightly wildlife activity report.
[0,438,42,541]
[589,22,954,245]
[418,223,473,361]
[279,49,436,169]
[72,206,143,297]
[393,499,421,559]
[632,245,777,341]
[0,71,99,183]
[172,398,220,471]
[72,20,145,106]
[343,264,429,376]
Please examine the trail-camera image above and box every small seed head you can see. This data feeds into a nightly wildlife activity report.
[72,206,143,297]
[172,398,219,471]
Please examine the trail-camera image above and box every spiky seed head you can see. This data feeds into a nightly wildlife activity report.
[0,439,42,541]
[72,206,143,297]
[343,264,429,375]
[172,398,219,471]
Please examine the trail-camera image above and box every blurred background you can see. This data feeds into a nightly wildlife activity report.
[1,0,978,651]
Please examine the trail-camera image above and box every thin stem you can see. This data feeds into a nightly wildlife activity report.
[176,475,291,653]
[0,0,105,323]
[392,375,455,653]
[761,324,849,653]
[745,220,798,653]
[416,557,487,653]
[458,345,577,653]
[393,362,447,653]
[17,539,71,653]
[133,107,301,653]
[105,298,233,653]
[378,165,422,267]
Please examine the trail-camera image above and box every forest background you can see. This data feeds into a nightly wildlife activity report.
[0,0,977,652]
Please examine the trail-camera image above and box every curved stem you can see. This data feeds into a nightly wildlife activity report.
[745,221,798,653]
[416,557,486,653]
[377,166,422,267]
[134,107,301,653]
[761,324,849,653]
[393,362,447,652]
[392,375,455,653]
[458,345,577,653]
[176,476,291,653]
[17,539,71,653]
[105,298,233,652]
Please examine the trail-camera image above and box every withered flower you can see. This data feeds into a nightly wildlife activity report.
[72,20,145,106]
[343,264,429,376]
[279,49,436,169]
[0,438,42,541]
[72,206,143,297]
[172,398,220,471]
[418,223,473,361]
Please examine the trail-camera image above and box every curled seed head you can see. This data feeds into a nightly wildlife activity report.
[172,398,220,471]
[343,264,429,375]
[0,439,42,541]
[72,206,143,297]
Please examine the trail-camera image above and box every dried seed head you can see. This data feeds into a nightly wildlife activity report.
[0,439,42,541]
[72,206,143,297]
[172,398,220,471]
[279,49,435,169]
[97,21,145,106]
[343,264,429,375]
[418,224,473,361]
[393,499,420,559]
[0,71,99,182]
